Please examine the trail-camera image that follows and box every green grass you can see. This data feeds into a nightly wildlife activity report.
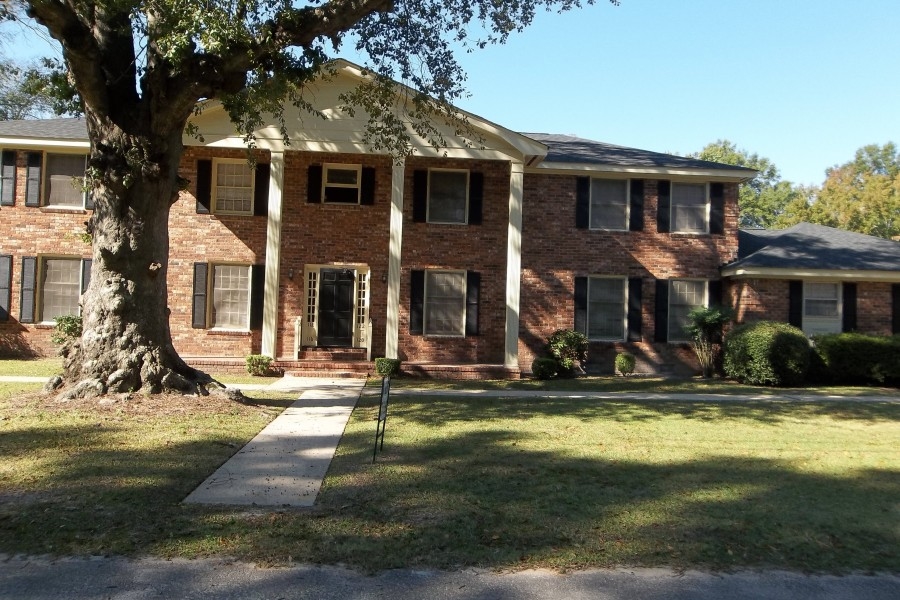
[0,357,62,377]
[1,385,897,573]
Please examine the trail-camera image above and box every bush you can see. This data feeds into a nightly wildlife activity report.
[685,305,734,378]
[245,354,274,377]
[812,333,900,385]
[547,329,588,376]
[51,315,82,346]
[375,357,402,377]
[531,357,559,380]
[723,321,810,387]
[614,352,636,376]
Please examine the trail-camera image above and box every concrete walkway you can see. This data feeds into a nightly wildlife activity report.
[183,377,366,507]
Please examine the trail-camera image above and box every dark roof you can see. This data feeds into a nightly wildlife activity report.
[0,118,88,140]
[731,222,900,272]
[523,133,758,174]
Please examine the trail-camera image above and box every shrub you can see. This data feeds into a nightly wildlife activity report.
[547,329,588,376]
[51,315,82,346]
[531,357,559,380]
[812,333,900,385]
[614,352,636,376]
[685,305,734,378]
[245,354,274,377]
[375,357,402,377]
[723,321,810,387]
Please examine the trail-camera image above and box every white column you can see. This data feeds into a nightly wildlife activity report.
[261,151,285,358]
[385,160,405,359]
[504,162,525,369]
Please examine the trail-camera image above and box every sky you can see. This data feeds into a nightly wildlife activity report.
[4,0,899,186]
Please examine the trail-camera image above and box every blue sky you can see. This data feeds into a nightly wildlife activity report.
[5,0,899,185]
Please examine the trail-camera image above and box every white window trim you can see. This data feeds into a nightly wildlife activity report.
[211,158,255,216]
[589,178,630,232]
[423,269,467,337]
[208,262,252,331]
[43,152,89,209]
[668,279,709,343]
[586,275,628,342]
[37,255,85,324]
[802,281,843,336]
[670,182,710,235]
[426,168,470,225]
[322,163,362,204]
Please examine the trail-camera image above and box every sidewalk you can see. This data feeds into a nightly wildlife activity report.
[184,377,366,507]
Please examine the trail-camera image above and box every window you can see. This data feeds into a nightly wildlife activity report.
[803,282,842,336]
[212,159,254,215]
[44,153,88,207]
[428,169,468,224]
[587,277,627,340]
[40,258,83,322]
[590,179,629,230]
[322,164,361,204]
[669,280,707,342]
[211,264,251,329]
[671,183,708,233]
[424,270,466,336]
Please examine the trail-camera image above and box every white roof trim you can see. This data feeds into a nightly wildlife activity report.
[531,161,756,182]
[0,137,89,149]
[721,266,900,282]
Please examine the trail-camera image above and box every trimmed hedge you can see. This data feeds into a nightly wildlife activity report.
[531,357,559,380]
[723,321,810,387]
[811,333,900,385]
[615,352,636,376]
[375,358,402,377]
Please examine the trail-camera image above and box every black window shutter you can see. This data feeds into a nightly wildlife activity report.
[192,263,208,329]
[0,255,11,321]
[788,280,803,328]
[709,183,725,235]
[25,153,42,207]
[20,256,36,323]
[412,170,428,222]
[195,159,212,214]
[892,284,900,335]
[83,155,94,210]
[657,180,671,233]
[842,283,857,332]
[254,162,270,216]
[654,279,669,343]
[307,165,322,204]
[80,258,92,295]
[708,279,723,307]
[250,264,265,329]
[629,179,644,232]
[627,277,643,342]
[468,172,483,225]
[410,270,425,335]
[1,150,15,206]
[465,271,480,335]
[574,276,587,334]
[360,166,376,205]
[575,177,590,229]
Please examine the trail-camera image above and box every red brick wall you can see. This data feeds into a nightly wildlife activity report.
[517,175,740,373]
[397,157,510,364]
[857,282,894,335]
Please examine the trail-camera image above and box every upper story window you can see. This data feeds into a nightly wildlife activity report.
[671,183,709,233]
[428,169,469,224]
[590,179,629,231]
[45,153,89,208]
[587,276,627,340]
[212,159,254,215]
[322,164,362,204]
[668,279,707,342]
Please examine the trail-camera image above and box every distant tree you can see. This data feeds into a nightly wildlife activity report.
[690,140,801,229]
[0,59,56,120]
[801,143,900,239]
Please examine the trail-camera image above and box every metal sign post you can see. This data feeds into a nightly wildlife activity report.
[373,376,390,462]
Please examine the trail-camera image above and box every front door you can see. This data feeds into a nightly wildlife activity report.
[317,268,355,347]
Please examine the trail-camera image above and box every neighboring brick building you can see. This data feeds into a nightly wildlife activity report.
[1,61,896,377]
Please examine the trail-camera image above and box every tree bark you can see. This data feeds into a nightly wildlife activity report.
[58,113,217,399]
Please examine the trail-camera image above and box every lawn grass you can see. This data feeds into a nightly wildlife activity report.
[0,357,62,377]
[1,384,897,573]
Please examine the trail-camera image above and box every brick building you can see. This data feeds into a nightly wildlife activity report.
[1,61,897,377]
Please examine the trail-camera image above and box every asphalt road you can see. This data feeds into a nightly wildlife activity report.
[2,556,898,599]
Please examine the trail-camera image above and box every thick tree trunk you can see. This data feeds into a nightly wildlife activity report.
[55,115,220,399]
